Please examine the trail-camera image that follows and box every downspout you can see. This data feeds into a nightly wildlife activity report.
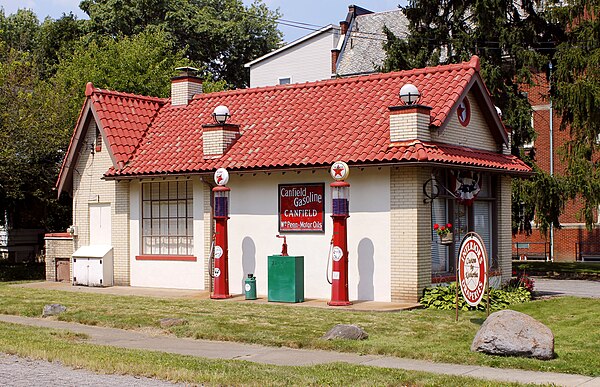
[549,61,554,261]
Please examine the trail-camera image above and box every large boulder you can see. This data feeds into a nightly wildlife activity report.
[471,309,554,360]
[322,324,368,340]
[42,304,67,317]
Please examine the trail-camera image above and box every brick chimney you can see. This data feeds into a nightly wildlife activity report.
[388,105,432,143]
[203,105,240,156]
[171,67,202,106]
[339,20,349,35]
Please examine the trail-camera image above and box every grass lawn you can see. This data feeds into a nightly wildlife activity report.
[0,322,538,387]
[0,282,598,377]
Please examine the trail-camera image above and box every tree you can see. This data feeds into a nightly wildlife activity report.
[36,13,86,79]
[0,45,71,231]
[381,0,568,234]
[551,1,600,228]
[78,0,282,88]
[52,28,193,121]
[0,9,39,53]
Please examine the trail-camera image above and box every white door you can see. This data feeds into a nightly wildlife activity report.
[73,258,89,285]
[88,258,103,286]
[89,203,111,245]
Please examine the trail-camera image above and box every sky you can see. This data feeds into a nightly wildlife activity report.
[0,0,406,43]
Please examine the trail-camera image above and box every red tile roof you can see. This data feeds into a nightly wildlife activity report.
[60,56,531,185]
[86,82,166,166]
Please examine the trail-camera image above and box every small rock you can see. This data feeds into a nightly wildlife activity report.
[322,324,368,340]
[159,318,188,328]
[42,304,67,317]
[471,309,554,360]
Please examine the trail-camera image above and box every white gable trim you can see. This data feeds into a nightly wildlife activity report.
[56,100,118,197]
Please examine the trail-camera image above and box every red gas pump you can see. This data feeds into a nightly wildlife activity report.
[328,161,351,306]
[211,168,232,299]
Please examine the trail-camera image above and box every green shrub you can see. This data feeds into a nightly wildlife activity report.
[0,262,45,281]
[420,282,531,311]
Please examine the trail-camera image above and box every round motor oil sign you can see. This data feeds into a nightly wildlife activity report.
[458,232,488,307]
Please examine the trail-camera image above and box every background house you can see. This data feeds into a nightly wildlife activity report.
[245,5,408,87]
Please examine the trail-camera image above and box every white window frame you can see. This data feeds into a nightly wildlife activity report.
[141,181,193,255]
[278,76,292,85]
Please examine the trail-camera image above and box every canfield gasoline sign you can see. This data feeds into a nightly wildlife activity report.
[458,232,488,307]
[278,183,325,232]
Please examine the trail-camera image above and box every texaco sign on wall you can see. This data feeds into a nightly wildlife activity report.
[458,232,488,307]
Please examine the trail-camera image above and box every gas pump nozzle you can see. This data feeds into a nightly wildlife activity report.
[276,235,288,256]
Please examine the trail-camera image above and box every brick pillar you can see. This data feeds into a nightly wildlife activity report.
[390,167,432,302]
[388,105,432,143]
[44,233,73,282]
[202,123,240,156]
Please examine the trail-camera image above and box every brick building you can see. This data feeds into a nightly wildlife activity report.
[513,73,600,262]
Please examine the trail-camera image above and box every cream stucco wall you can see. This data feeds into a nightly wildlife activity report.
[227,167,391,302]
[129,178,207,290]
[72,118,130,285]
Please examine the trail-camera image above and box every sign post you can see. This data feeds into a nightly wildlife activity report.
[456,232,488,320]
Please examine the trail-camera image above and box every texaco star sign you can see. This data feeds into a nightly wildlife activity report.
[457,97,471,127]
[330,161,350,181]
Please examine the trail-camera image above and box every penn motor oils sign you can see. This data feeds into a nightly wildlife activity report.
[278,183,325,232]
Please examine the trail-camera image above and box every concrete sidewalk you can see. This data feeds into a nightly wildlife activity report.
[1,314,598,386]
[15,281,421,312]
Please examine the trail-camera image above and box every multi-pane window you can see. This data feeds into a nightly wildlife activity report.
[142,181,193,255]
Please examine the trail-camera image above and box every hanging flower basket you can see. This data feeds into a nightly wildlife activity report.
[440,232,454,245]
[434,223,453,245]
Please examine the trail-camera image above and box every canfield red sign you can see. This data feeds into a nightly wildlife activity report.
[458,232,488,307]
[279,183,324,232]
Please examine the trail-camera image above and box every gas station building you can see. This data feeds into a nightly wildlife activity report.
[49,56,530,303]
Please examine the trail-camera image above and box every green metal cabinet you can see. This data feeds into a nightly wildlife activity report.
[267,255,304,303]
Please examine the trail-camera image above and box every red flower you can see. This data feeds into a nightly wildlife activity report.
[433,223,440,230]
[440,226,446,231]
[446,223,452,229]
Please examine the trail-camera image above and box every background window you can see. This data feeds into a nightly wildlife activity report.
[142,181,193,255]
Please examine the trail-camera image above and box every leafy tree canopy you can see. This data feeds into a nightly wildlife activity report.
[79,0,282,88]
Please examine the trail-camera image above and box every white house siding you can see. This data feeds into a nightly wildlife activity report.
[129,178,207,290]
[249,30,338,88]
[433,91,498,152]
[226,167,391,302]
[72,119,130,285]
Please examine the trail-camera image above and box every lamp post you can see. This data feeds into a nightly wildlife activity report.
[328,161,351,306]
[211,167,232,299]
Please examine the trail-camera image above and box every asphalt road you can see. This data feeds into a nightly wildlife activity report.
[533,278,600,298]
[0,354,183,387]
